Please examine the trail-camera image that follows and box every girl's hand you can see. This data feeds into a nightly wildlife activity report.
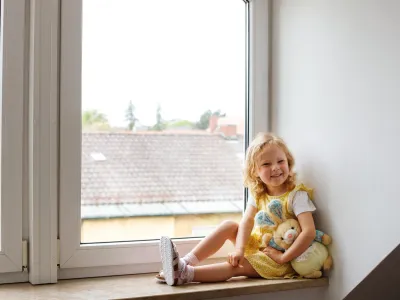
[228,249,245,267]
[263,246,285,264]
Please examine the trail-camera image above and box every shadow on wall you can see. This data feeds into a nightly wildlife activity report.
[298,159,342,298]
[344,243,400,300]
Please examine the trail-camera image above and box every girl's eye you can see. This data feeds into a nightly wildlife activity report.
[278,160,285,163]
[281,237,284,240]
[263,163,271,166]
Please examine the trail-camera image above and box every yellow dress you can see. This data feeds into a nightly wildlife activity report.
[244,184,313,279]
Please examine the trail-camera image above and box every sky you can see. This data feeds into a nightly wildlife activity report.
[82,0,246,128]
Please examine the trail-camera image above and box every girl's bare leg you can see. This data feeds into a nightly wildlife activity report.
[191,220,239,262]
[193,259,260,283]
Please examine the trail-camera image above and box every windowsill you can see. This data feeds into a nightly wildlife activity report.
[0,273,329,300]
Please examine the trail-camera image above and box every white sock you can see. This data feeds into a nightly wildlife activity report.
[183,252,200,266]
[175,258,195,284]
[159,253,198,283]
[185,265,195,283]
[178,263,194,284]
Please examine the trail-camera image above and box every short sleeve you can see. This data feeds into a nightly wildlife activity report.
[247,194,257,208]
[291,191,316,217]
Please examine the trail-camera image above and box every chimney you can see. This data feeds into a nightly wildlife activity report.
[218,124,237,139]
[208,115,219,133]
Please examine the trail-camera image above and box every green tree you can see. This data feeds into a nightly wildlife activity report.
[125,101,138,131]
[166,119,194,129]
[195,109,224,130]
[152,104,166,131]
[195,109,212,130]
[82,109,110,130]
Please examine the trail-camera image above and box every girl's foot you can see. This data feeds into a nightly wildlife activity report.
[159,236,177,285]
[159,236,194,286]
[155,270,165,282]
[156,249,199,283]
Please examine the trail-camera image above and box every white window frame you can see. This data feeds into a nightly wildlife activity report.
[0,0,25,276]
[58,0,270,280]
[247,0,271,136]
[28,0,59,285]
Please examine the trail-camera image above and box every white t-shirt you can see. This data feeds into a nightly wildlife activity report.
[247,190,316,217]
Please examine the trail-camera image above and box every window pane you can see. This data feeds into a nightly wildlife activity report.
[81,0,246,243]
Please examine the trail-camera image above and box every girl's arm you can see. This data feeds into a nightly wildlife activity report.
[228,204,257,267]
[265,212,316,264]
[236,205,257,250]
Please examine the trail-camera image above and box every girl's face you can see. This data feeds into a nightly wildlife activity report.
[256,145,290,193]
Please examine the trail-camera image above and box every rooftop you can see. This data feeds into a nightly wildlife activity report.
[81,132,245,219]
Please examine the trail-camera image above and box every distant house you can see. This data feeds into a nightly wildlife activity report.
[208,114,245,138]
[81,132,245,242]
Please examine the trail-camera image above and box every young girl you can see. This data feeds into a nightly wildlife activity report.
[158,132,317,285]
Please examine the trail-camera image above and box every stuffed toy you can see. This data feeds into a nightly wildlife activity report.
[256,199,333,278]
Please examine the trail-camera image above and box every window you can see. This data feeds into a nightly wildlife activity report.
[57,0,270,280]
[80,0,246,243]
[0,0,269,285]
[60,0,246,273]
[79,0,245,244]
[0,0,24,274]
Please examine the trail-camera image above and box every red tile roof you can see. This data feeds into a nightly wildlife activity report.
[81,132,244,207]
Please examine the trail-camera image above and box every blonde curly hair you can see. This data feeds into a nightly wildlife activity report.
[244,132,296,200]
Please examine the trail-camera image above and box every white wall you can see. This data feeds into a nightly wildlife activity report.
[271,1,400,299]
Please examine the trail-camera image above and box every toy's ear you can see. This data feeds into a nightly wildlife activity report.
[255,210,276,227]
[268,199,284,222]
[269,237,286,252]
